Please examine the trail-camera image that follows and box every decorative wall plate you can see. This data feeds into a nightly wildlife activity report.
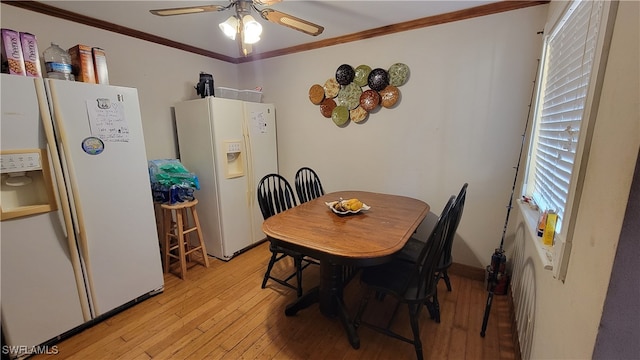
[331,105,349,126]
[309,84,325,105]
[320,98,337,118]
[354,65,372,87]
[359,89,380,112]
[368,68,389,91]
[388,63,410,87]
[324,78,340,98]
[336,64,355,85]
[336,83,362,110]
[379,85,400,108]
[350,106,368,123]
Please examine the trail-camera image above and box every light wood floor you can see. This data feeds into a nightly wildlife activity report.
[33,241,515,360]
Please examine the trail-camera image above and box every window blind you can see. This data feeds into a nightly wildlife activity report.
[530,0,603,232]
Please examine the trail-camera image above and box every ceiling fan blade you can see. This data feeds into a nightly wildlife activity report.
[253,0,282,6]
[149,5,223,16]
[258,8,324,36]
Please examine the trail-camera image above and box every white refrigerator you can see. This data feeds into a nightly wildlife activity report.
[0,74,164,359]
[174,97,277,261]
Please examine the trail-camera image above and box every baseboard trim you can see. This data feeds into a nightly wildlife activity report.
[448,262,486,282]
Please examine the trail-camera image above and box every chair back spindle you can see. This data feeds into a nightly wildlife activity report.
[257,174,297,220]
[295,167,325,203]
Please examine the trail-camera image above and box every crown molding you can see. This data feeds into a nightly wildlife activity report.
[3,0,549,64]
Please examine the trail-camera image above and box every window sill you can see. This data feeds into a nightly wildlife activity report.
[517,199,553,271]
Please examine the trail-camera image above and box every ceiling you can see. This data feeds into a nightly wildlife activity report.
[29,1,520,61]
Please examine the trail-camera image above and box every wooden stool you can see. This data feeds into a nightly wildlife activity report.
[160,199,209,279]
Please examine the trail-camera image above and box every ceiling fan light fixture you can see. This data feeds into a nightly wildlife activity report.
[242,15,263,44]
[219,16,239,40]
[243,33,261,45]
[150,1,324,57]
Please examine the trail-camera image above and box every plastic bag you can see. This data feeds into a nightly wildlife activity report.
[148,159,199,204]
[148,159,199,189]
[151,182,195,204]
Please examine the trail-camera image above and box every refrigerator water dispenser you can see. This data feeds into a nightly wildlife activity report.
[223,140,245,179]
[0,149,57,220]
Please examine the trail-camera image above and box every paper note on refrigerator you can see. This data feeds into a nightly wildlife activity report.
[86,98,130,142]
[250,111,268,134]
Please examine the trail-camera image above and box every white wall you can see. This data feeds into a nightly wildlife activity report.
[2,2,549,267]
[512,1,640,358]
[1,3,549,270]
[1,5,239,160]
[239,5,548,268]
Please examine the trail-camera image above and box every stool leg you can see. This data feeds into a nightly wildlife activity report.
[154,202,164,249]
[181,208,192,263]
[162,209,172,274]
[176,208,187,280]
[191,206,209,268]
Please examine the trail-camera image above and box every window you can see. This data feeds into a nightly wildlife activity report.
[522,0,616,280]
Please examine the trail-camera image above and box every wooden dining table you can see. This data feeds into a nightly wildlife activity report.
[261,190,430,349]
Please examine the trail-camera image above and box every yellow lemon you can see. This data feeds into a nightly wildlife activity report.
[350,200,363,211]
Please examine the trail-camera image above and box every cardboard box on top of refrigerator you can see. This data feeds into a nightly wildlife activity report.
[19,32,41,77]
[68,44,96,83]
[1,28,26,75]
[92,47,109,84]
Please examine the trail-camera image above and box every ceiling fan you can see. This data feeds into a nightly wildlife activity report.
[150,0,324,56]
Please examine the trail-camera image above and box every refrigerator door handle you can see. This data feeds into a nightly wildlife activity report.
[35,79,92,321]
[46,81,100,315]
[242,117,260,245]
[242,118,254,210]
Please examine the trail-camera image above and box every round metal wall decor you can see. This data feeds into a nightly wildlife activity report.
[308,62,409,126]
[335,64,355,86]
[367,68,389,91]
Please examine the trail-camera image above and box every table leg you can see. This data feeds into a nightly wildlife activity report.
[318,262,340,316]
[320,263,360,349]
[283,262,360,349]
[283,260,341,316]
[336,293,360,349]
[285,286,319,316]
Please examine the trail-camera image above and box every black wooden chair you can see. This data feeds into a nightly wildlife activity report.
[394,183,468,291]
[294,167,325,203]
[353,196,457,360]
[257,173,317,297]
